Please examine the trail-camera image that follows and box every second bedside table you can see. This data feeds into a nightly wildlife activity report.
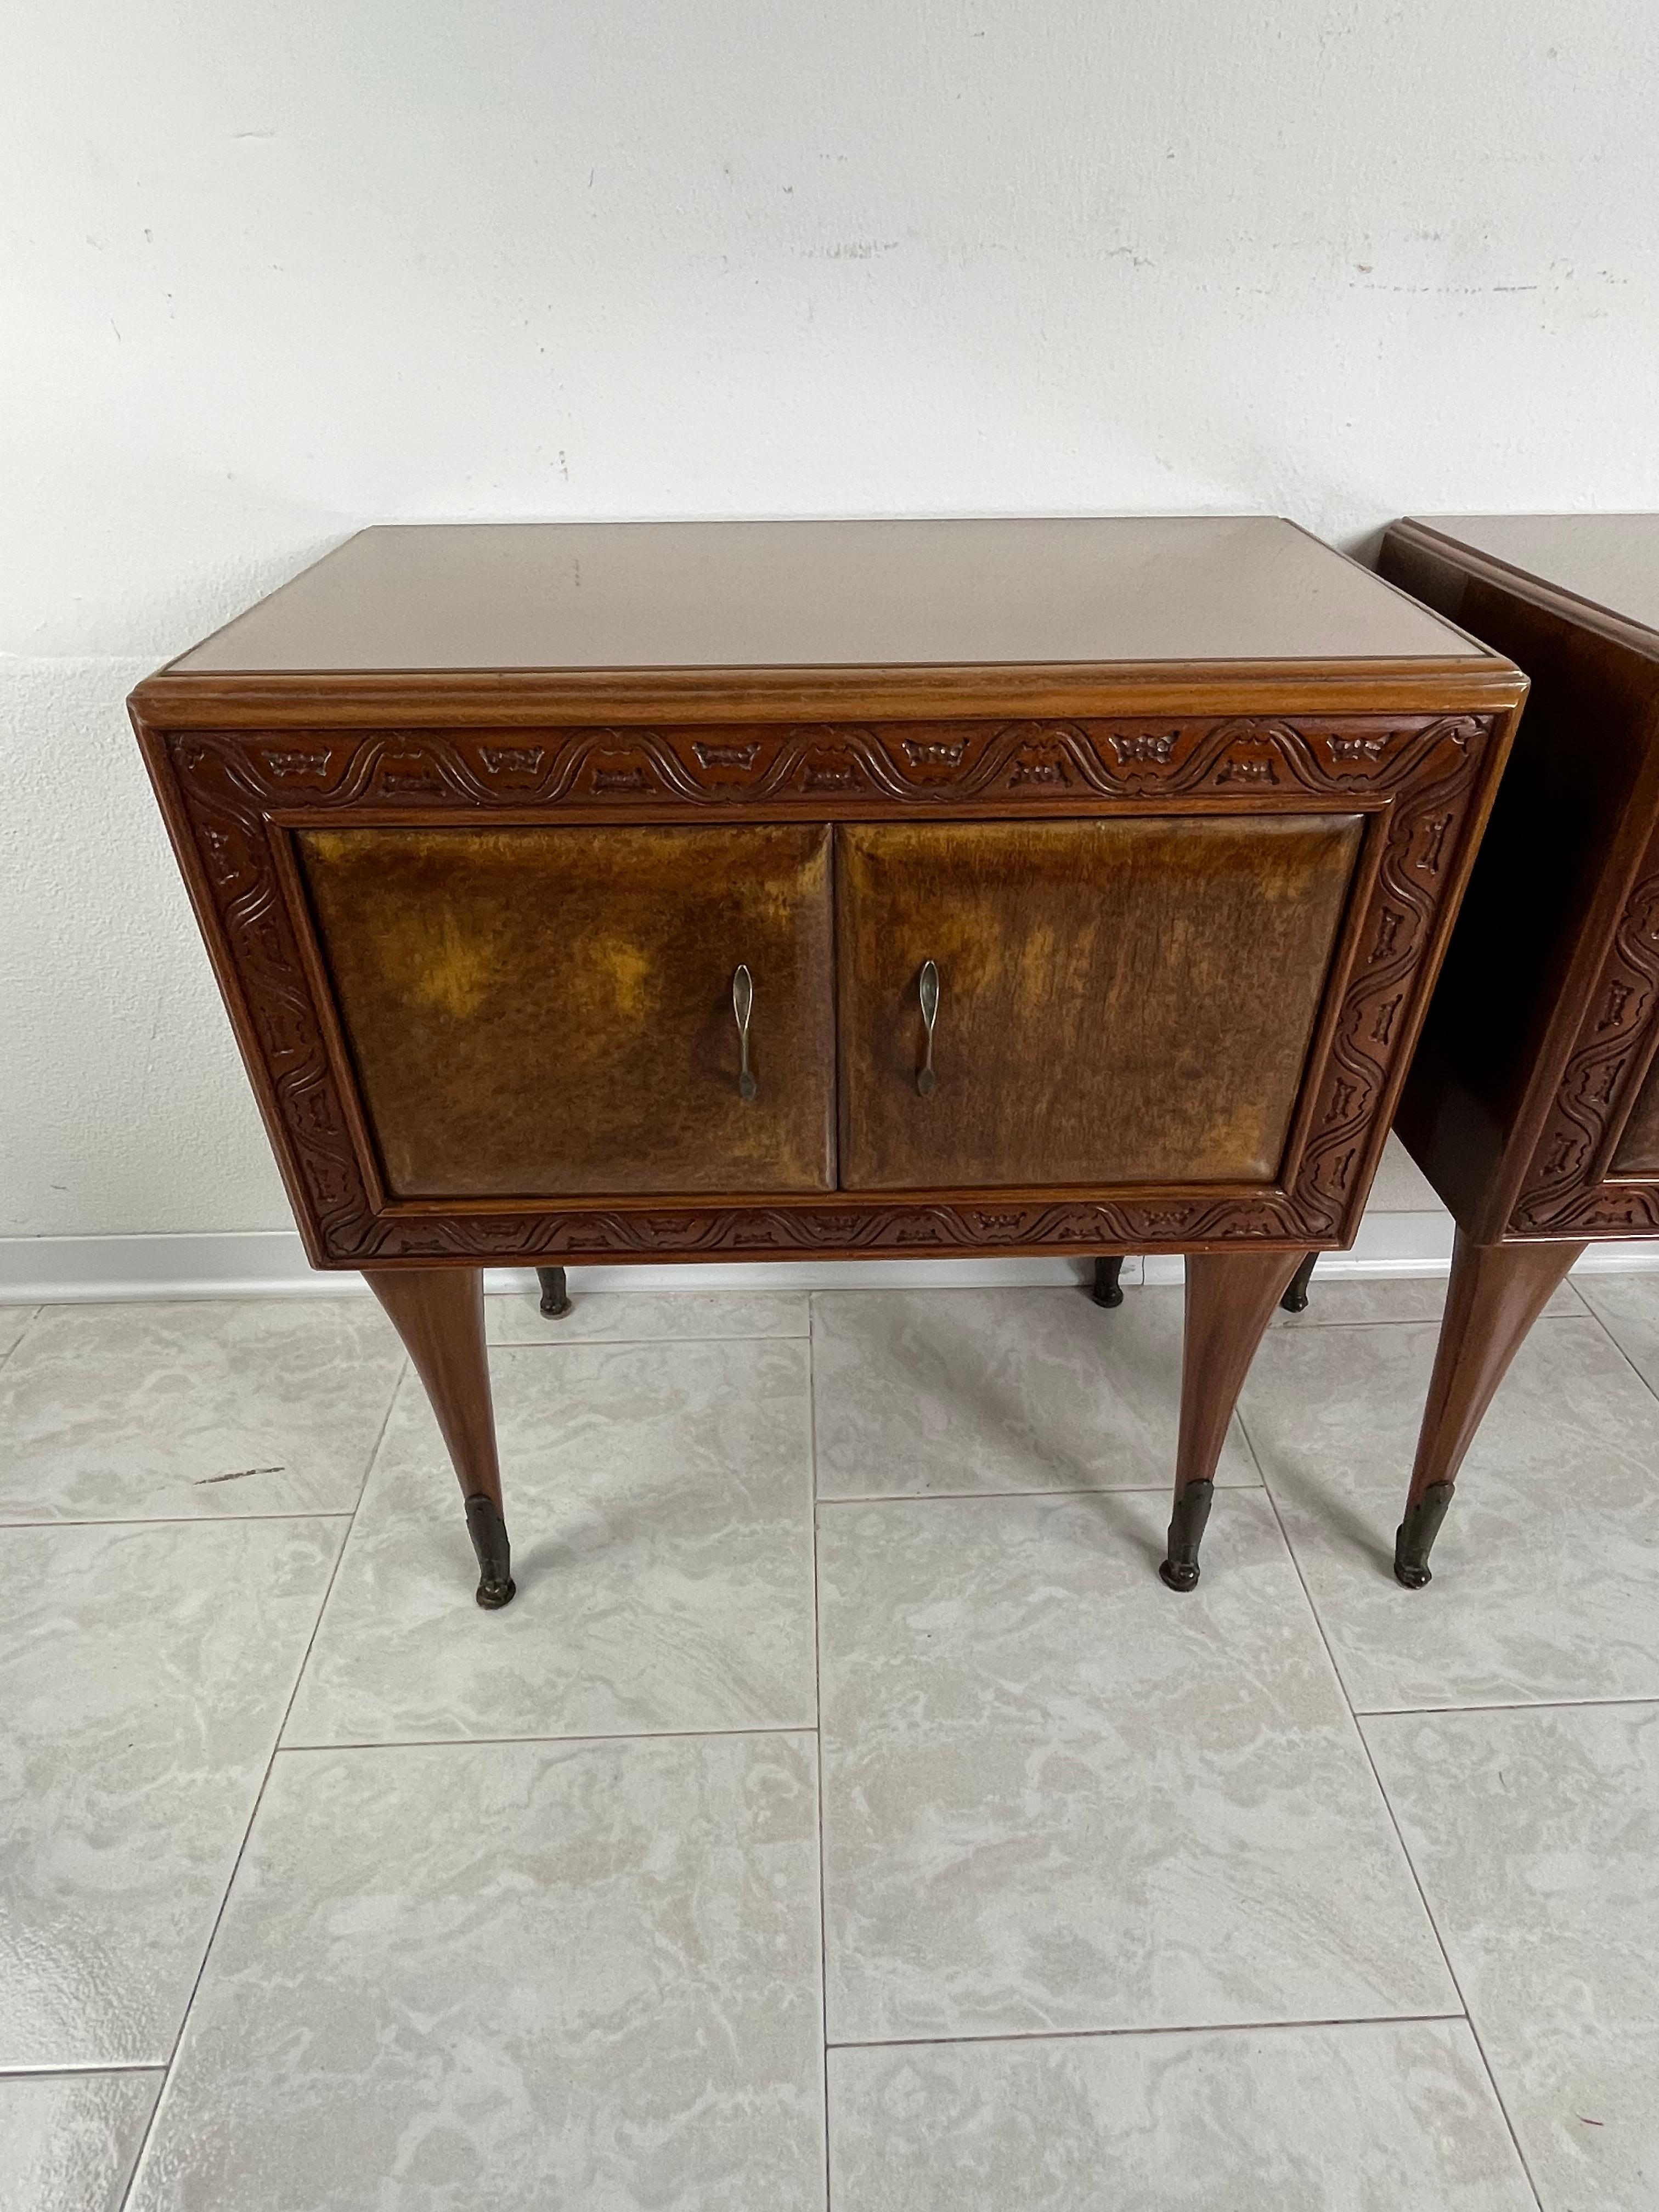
[1381,514,1659,1584]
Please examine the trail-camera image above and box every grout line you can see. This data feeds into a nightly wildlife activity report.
[814,1479,1260,1507]
[1567,1294,1659,1413]
[1270,1316,1451,1330]
[806,1312,833,2212]
[1344,1739,1545,2212]
[275,1722,819,1754]
[489,1327,810,1352]
[1273,1310,1584,1334]
[116,1371,402,2211]
[1245,1433,1545,2212]
[825,2011,1471,2054]
[1253,1299,1659,1732]
[0,1511,356,1532]
[334,1353,410,1532]
[0,2062,166,2079]
[1234,1406,1364,1724]
[0,1306,41,1376]
[1357,1693,1659,1719]
[1227,1397,1271,1488]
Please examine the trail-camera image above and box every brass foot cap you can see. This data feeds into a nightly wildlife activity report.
[1159,1558,1200,1593]
[476,1576,517,1610]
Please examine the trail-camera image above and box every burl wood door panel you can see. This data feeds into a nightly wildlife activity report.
[837,816,1364,1190]
[297,824,836,1198]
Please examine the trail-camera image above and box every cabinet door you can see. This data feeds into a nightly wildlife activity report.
[837,816,1363,1190]
[298,824,834,1198]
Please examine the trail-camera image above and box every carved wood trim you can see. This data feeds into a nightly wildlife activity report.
[195,712,1472,814]
[1510,831,1659,1236]
[155,711,1496,1265]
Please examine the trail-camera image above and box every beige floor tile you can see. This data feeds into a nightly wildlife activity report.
[0,2071,161,2212]
[812,1286,1258,1499]
[1367,1701,1659,2211]
[0,1299,403,1521]
[0,1519,341,2065]
[285,1339,816,1746]
[1270,1272,1583,1328]
[0,1304,37,1362]
[817,1488,1454,2042]
[1576,1268,1659,1395]
[10,1279,1649,2205]
[128,1735,825,2212]
[486,1285,809,1346]
[1244,1317,1659,1711]
[828,2020,1533,2211]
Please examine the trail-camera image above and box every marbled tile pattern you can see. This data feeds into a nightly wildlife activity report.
[0,1297,404,1521]
[1366,1702,1659,2212]
[827,2021,1534,2212]
[8,1276,1659,2205]
[1243,1315,1659,1711]
[812,1285,1258,1498]
[284,1337,816,1745]
[0,1302,36,1362]
[0,1518,341,2064]
[487,1285,810,1345]
[0,2071,161,2212]
[127,1735,825,2212]
[1577,1267,1659,1392]
[1269,1272,1584,1327]
[817,1488,1453,2040]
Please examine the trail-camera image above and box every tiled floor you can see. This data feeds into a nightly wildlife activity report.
[1,1271,1656,2209]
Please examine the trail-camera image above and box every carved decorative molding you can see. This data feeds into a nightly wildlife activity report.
[1291,716,1486,1233]
[1510,848,1659,1234]
[193,712,1480,814]
[356,1194,1316,1263]
[163,712,1493,1265]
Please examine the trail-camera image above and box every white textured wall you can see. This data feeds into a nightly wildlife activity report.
[5,1,1658,1241]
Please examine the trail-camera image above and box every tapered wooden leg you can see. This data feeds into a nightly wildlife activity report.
[1395,1231,1586,1589]
[535,1265,573,1319]
[1161,1249,1303,1591]
[1279,1252,1317,1314]
[1092,1256,1126,1308]
[363,1265,515,1609]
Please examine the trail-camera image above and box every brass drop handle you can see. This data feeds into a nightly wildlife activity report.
[732,964,758,1101]
[917,960,940,1096]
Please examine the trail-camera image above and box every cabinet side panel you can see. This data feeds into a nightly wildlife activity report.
[1380,533,1659,1232]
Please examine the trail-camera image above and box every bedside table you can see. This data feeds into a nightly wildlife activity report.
[1380,515,1659,1585]
[132,518,1522,1605]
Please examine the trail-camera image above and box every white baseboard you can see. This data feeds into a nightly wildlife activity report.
[5,1215,1659,1304]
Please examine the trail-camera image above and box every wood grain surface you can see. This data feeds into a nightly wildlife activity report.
[299,823,836,1197]
[836,816,1363,1190]
[1381,518,1659,1240]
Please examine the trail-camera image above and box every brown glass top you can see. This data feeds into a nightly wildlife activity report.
[168,517,1486,675]
[1412,515,1659,640]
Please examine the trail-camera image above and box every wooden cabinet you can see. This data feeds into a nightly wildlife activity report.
[1378,514,1659,1587]
[133,518,1525,1609]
